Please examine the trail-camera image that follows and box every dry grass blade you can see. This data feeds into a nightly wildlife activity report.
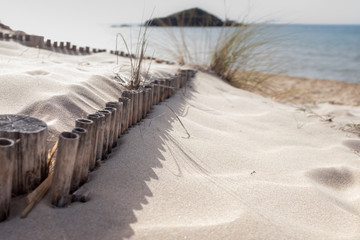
[166,104,190,139]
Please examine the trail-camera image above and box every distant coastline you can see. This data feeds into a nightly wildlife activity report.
[144,8,242,27]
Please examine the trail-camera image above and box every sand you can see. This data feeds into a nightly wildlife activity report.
[249,74,360,106]
[1,39,360,240]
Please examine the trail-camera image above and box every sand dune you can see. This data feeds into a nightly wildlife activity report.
[1,40,360,239]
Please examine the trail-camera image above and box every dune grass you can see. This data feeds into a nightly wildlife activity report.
[158,14,282,91]
[114,23,152,90]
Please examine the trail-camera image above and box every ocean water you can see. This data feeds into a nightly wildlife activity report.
[38,24,360,83]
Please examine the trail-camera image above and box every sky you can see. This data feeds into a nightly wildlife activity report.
[0,0,359,36]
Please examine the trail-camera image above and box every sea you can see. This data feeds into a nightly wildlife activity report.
[39,24,360,84]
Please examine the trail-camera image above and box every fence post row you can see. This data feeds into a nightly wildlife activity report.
[0,48,195,214]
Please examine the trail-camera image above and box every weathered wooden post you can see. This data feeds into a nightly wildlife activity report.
[75,118,96,171]
[154,80,161,104]
[0,115,47,195]
[106,101,123,141]
[66,42,71,50]
[141,89,147,118]
[137,90,143,122]
[104,107,117,150]
[53,41,58,48]
[51,132,79,207]
[87,114,102,164]
[130,91,138,125]
[45,39,51,48]
[118,97,129,133]
[70,127,88,193]
[121,91,133,127]
[71,45,77,52]
[0,138,15,222]
[144,88,151,114]
[160,79,166,102]
[59,42,64,49]
[85,47,90,53]
[97,110,111,159]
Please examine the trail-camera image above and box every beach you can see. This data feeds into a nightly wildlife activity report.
[1,31,360,240]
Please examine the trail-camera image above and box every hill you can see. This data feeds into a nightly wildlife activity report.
[144,8,241,27]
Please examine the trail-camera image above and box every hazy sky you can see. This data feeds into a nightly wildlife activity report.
[1,0,359,36]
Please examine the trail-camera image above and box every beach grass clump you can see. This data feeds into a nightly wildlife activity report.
[114,23,152,90]
[157,9,282,90]
[209,23,280,90]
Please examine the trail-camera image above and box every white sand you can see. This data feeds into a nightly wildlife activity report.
[1,40,360,239]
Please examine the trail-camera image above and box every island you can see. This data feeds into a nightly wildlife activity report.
[144,8,241,27]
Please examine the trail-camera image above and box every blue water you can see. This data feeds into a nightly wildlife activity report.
[270,24,360,83]
[38,24,360,83]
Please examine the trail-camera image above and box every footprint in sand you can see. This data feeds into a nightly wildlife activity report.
[306,167,354,190]
[343,140,360,153]
[25,70,50,76]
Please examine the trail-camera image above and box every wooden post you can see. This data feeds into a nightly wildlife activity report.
[144,88,151,114]
[66,42,71,50]
[87,114,102,163]
[154,80,161,104]
[70,127,88,193]
[106,102,122,142]
[137,90,143,122]
[50,132,79,207]
[104,107,117,150]
[118,97,129,133]
[142,89,147,118]
[130,91,138,125]
[122,91,133,127]
[160,79,166,102]
[0,115,48,195]
[0,138,15,222]
[97,110,111,159]
[45,39,51,47]
[60,42,64,49]
[53,41,58,48]
[75,118,96,171]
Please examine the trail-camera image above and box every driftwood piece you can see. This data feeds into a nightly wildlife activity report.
[0,114,48,195]
[118,97,129,133]
[87,114,103,163]
[71,127,88,193]
[21,141,58,218]
[104,107,117,150]
[0,138,15,222]
[71,186,90,203]
[97,110,111,159]
[51,132,79,208]
[75,118,96,171]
